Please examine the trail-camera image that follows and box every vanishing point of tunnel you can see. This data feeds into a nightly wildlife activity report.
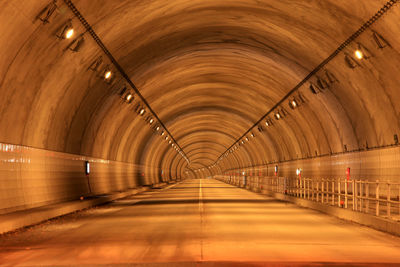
[1,0,400,266]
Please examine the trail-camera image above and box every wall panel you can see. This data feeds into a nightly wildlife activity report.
[0,143,158,215]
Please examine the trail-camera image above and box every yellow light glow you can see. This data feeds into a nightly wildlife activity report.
[276,113,281,119]
[149,119,154,124]
[104,71,112,79]
[65,28,74,39]
[292,100,297,107]
[140,109,145,115]
[156,127,160,131]
[355,50,363,60]
[126,94,132,101]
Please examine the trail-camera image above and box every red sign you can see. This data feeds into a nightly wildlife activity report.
[346,167,350,180]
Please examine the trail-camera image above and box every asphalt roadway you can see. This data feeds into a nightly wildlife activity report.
[1,178,400,266]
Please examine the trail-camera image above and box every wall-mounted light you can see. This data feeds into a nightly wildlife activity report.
[36,1,58,24]
[119,85,127,96]
[316,76,329,90]
[354,43,371,60]
[156,126,160,131]
[344,52,361,69]
[67,35,85,52]
[354,49,364,60]
[309,83,321,94]
[372,31,390,49]
[289,99,298,109]
[124,93,133,103]
[324,69,338,84]
[56,21,74,39]
[104,69,112,80]
[88,57,104,74]
[274,112,281,120]
[65,28,74,39]
[139,108,145,116]
[161,131,165,136]
[149,118,154,124]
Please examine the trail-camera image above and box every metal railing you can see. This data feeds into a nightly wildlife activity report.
[216,175,400,221]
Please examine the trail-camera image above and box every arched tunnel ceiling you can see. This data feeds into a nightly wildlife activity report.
[1,0,400,178]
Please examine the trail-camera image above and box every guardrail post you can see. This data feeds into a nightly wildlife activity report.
[316,180,319,202]
[310,179,313,200]
[366,183,369,214]
[352,180,356,211]
[359,181,362,212]
[332,181,335,206]
[345,180,348,209]
[321,180,324,203]
[376,182,380,216]
[338,180,341,207]
[387,183,391,218]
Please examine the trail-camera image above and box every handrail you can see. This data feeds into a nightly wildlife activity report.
[215,175,400,221]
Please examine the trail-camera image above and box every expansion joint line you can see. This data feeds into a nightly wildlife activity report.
[214,0,399,164]
[62,0,190,161]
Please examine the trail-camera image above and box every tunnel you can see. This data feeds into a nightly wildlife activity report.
[1,0,400,265]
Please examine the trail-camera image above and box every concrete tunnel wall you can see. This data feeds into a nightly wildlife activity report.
[1,1,400,214]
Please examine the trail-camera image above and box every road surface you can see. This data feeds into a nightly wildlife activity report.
[1,178,400,266]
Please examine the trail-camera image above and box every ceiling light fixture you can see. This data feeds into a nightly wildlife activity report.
[289,99,298,109]
[56,21,74,39]
[67,35,85,52]
[126,93,133,102]
[36,1,57,24]
[354,49,364,60]
[65,28,74,39]
[354,43,372,60]
[104,70,112,80]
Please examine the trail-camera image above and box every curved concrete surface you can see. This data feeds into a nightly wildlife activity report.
[1,179,399,266]
[1,1,400,265]
[1,0,400,181]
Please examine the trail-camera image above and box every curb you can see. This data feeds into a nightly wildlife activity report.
[0,187,149,235]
